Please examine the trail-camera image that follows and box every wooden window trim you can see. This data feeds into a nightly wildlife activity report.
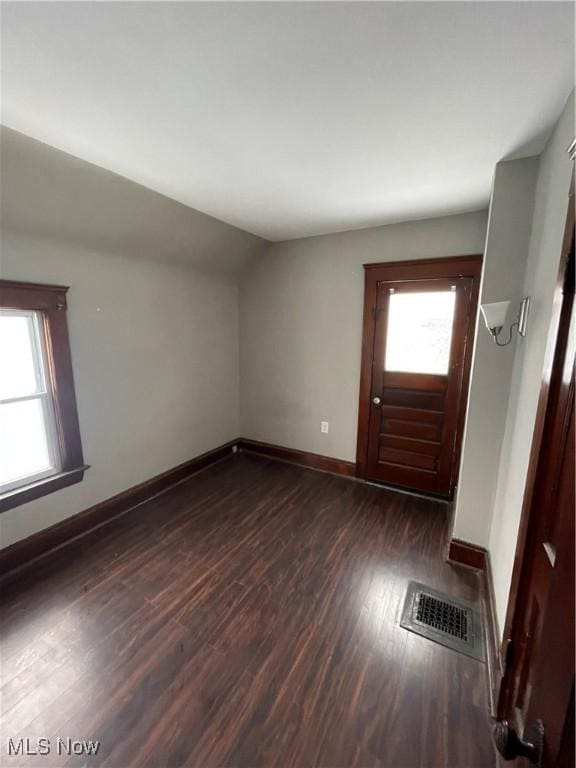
[0,280,88,512]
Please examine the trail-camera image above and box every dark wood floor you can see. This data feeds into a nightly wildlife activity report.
[0,454,495,767]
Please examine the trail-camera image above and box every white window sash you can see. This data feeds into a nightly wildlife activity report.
[0,310,62,494]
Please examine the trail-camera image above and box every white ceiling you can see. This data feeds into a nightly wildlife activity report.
[1,2,574,241]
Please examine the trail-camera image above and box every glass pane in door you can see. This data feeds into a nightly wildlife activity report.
[384,290,456,374]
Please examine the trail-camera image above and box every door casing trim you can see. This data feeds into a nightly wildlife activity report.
[497,174,575,719]
[356,255,483,497]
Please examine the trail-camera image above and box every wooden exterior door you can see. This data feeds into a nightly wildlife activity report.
[495,186,575,768]
[357,256,481,498]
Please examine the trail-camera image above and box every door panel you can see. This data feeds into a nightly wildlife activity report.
[495,186,574,768]
[499,391,574,767]
[365,274,476,496]
[383,417,442,441]
[382,371,448,391]
[381,389,445,411]
[357,256,481,498]
[380,405,443,423]
[379,445,438,470]
[380,434,440,456]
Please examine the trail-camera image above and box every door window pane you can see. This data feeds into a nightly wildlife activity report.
[385,291,456,375]
[0,398,53,486]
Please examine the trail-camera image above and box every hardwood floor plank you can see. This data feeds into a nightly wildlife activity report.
[0,454,494,767]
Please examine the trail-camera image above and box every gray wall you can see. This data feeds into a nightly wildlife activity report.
[488,91,574,631]
[239,211,488,461]
[1,127,264,279]
[453,158,539,548]
[0,128,265,549]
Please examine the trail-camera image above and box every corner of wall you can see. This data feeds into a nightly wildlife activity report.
[487,88,574,633]
[452,157,539,548]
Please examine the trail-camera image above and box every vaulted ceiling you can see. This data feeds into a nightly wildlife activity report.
[2,2,574,240]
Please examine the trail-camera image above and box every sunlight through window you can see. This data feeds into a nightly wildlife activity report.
[0,310,61,492]
[384,290,456,375]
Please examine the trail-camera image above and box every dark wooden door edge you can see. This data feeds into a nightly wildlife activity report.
[0,439,240,582]
[238,439,357,478]
[356,255,482,486]
[499,175,575,677]
[447,537,503,717]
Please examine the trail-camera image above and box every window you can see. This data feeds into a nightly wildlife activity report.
[0,281,86,512]
[0,310,60,491]
[384,289,456,375]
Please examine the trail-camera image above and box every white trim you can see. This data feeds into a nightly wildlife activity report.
[0,465,59,495]
[0,309,62,493]
[34,314,62,473]
[0,308,46,402]
[0,392,48,406]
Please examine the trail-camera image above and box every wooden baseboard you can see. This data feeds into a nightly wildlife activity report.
[238,439,357,478]
[0,439,239,581]
[447,537,486,570]
[447,537,502,717]
[0,437,356,581]
[481,550,503,717]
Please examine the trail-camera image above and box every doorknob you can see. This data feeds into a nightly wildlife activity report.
[372,396,381,406]
[493,719,544,766]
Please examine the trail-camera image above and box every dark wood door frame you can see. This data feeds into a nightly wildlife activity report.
[356,255,482,496]
[497,174,575,716]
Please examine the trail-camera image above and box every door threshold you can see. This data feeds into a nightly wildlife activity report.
[365,480,451,504]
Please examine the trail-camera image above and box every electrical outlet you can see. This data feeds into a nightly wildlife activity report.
[321,421,329,434]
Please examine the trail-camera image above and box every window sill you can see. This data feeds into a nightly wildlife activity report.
[0,466,89,513]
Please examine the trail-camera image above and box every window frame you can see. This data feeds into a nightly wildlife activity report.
[383,284,457,376]
[0,280,87,512]
[0,307,62,493]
